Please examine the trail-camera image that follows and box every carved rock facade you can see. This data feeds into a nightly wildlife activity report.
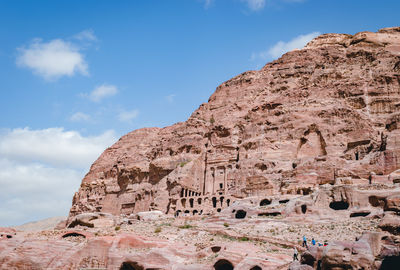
[68,27,400,223]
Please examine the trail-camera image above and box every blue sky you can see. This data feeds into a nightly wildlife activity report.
[0,0,399,226]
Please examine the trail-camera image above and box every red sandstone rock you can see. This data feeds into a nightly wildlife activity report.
[67,27,400,224]
[379,213,400,235]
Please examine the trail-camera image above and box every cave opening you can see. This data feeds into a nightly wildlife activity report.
[329,201,349,210]
[189,198,194,208]
[380,255,400,270]
[120,261,144,270]
[369,196,385,207]
[212,197,217,208]
[301,204,307,214]
[214,259,234,270]
[181,198,186,208]
[258,212,280,217]
[211,246,221,253]
[260,199,272,206]
[62,232,86,238]
[350,211,370,218]
[235,210,247,219]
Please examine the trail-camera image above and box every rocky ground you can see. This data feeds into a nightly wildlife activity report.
[2,184,400,269]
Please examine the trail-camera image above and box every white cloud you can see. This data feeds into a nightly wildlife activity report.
[88,84,118,102]
[0,158,82,226]
[242,0,266,11]
[118,109,139,122]
[16,38,88,80]
[166,94,176,103]
[74,29,97,42]
[0,127,116,169]
[251,31,320,60]
[204,0,305,11]
[0,127,117,227]
[203,0,214,8]
[69,112,91,122]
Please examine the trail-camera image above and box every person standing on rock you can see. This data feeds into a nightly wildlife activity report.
[293,247,299,261]
[312,238,316,246]
[302,235,308,248]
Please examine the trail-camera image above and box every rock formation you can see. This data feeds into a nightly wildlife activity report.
[3,27,400,270]
[68,27,400,222]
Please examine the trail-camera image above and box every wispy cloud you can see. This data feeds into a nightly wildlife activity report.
[166,94,176,103]
[251,31,320,60]
[118,109,139,123]
[241,0,266,11]
[16,38,88,80]
[87,84,118,102]
[69,112,91,122]
[74,29,97,42]
[203,0,306,11]
[203,0,214,9]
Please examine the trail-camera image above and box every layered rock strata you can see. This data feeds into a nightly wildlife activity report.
[68,27,400,223]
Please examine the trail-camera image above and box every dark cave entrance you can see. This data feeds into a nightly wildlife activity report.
[212,197,217,208]
[380,255,400,270]
[301,204,307,214]
[260,199,272,206]
[329,201,349,210]
[235,210,247,219]
[120,261,144,270]
[214,259,234,270]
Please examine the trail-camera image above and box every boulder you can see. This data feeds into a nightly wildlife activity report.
[385,195,400,212]
[135,210,166,221]
[379,213,400,235]
[321,240,375,269]
[67,212,115,228]
[288,261,314,270]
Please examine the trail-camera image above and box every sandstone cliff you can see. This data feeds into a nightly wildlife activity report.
[68,27,400,223]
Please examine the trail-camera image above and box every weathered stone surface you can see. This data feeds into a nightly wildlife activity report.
[67,27,400,224]
[379,213,400,235]
[67,212,115,228]
[135,210,166,221]
[385,194,400,212]
[289,261,314,270]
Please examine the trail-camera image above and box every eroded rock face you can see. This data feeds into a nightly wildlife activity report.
[0,230,292,270]
[68,27,400,222]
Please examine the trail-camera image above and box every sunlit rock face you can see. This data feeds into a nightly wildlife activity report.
[68,27,400,223]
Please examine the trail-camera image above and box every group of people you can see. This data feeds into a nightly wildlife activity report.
[293,236,328,261]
